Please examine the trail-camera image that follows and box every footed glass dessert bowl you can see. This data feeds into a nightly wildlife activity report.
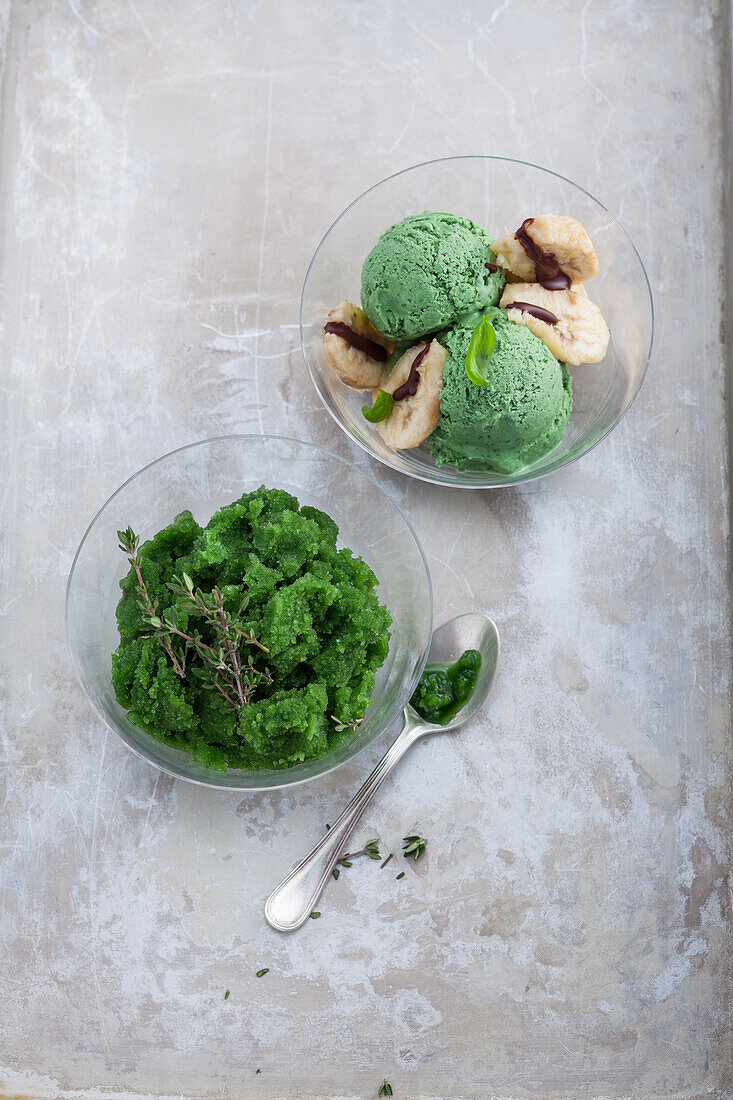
[301,156,653,488]
[66,436,433,790]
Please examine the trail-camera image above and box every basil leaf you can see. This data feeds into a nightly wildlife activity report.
[464,316,497,387]
[362,389,394,423]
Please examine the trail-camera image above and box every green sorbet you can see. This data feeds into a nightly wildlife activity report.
[112,487,392,771]
[361,211,505,342]
[430,311,572,474]
[410,649,481,725]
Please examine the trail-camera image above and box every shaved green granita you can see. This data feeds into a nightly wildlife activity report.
[112,487,392,771]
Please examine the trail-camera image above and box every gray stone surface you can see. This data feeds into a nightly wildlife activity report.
[0,1,730,1097]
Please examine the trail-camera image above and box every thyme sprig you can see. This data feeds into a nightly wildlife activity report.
[118,527,272,711]
[118,527,188,678]
[340,837,381,864]
[168,573,271,708]
[331,714,364,733]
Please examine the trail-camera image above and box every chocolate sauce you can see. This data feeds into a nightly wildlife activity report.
[484,262,498,273]
[505,301,559,325]
[514,218,571,291]
[323,321,389,362]
[393,341,431,402]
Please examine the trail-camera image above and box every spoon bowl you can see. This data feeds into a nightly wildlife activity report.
[265,613,500,931]
[409,612,500,732]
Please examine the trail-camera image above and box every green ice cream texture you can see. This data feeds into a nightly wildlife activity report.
[430,311,572,473]
[360,211,505,342]
[359,211,572,473]
[112,487,392,771]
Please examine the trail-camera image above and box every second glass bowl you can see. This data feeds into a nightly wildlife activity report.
[66,436,433,790]
[301,155,654,488]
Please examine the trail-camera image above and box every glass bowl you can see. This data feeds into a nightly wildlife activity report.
[66,435,433,790]
[301,156,654,488]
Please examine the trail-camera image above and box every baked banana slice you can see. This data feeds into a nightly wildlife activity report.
[376,340,446,450]
[492,214,599,288]
[500,282,610,365]
[323,300,396,390]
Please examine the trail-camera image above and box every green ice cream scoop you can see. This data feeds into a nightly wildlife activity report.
[360,211,505,342]
[430,311,572,474]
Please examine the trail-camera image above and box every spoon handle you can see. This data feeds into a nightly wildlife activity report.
[265,715,425,931]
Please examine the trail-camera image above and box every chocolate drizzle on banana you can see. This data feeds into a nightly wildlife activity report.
[501,283,609,365]
[375,340,446,450]
[493,214,599,287]
[323,321,389,362]
[322,300,395,390]
[504,300,559,325]
[496,215,609,365]
[514,218,571,291]
[392,341,431,401]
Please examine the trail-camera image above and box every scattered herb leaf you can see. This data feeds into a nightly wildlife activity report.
[224,989,230,1000]
[310,911,321,919]
[396,871,405,880]
[362,389,394,423]
[256,968,269,978]
[378,1082,393,1097]
[402,834,427,861]
[464,315,497,386]
[332,867,340,880]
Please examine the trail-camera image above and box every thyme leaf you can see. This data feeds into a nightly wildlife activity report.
[402,834,427,861]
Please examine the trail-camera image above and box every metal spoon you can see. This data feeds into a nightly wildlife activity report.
[265,613,500,932]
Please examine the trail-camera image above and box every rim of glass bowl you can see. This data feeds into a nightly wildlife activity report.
[300,154,654,489]
[65,433,434,791]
